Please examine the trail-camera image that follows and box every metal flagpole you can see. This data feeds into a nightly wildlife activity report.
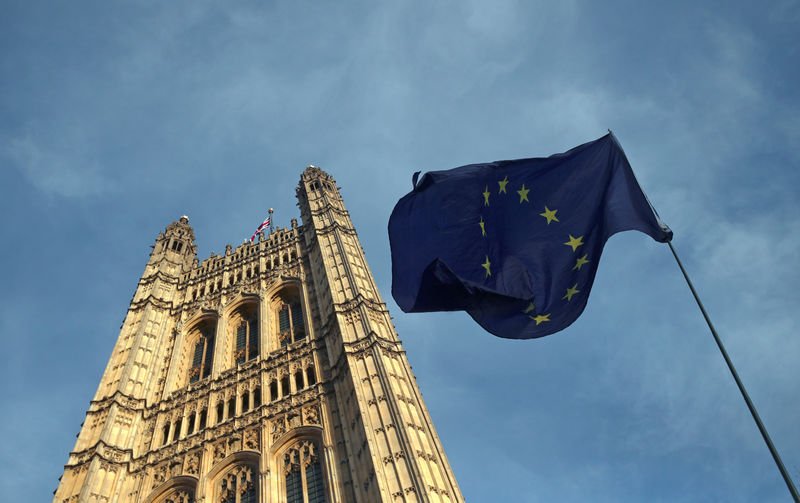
[667,240,800,502]
[268,208,275,235]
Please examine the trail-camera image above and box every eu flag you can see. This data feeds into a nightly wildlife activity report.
[388,133,672,339]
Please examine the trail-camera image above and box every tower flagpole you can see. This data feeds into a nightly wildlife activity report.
[667,240,799,502]
[268,208,275,235]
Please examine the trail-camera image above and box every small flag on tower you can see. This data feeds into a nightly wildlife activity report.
[250,215,271,242]
[388,133,671,339]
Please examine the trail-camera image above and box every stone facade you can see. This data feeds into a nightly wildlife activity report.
[53,166,464,503]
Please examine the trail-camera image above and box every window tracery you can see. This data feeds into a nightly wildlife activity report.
[163,489,193,503]
[282,440,327,503]
[229,303,259,366]
[187,320,216,384]
[274,287,305,348]
[218,465,257,503]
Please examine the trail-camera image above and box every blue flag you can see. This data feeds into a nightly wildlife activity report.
[388,133,672,339]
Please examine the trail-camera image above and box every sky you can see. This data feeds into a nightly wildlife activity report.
[1,1,799,501]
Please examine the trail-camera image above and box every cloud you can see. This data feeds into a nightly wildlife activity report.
[3,132,115,198]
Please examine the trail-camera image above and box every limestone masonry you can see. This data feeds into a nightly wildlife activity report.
[54,166,463,503]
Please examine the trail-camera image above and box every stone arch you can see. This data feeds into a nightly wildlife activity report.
[266,280,307,350]
[205,451,261,503]
[144,475,198,503]
[221,294,261,370]
[179,312,219,386]
[270,426,329,503]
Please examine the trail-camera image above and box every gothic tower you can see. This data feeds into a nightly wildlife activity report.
[54,166,464,503]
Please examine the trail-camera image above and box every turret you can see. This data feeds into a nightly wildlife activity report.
[148,215,197,275]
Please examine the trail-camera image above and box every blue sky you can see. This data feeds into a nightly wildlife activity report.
[2,1,799,501]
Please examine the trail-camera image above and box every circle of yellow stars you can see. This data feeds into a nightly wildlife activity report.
[477,174,593,327]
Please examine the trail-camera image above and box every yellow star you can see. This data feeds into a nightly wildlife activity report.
[481,255,491,277]
[539,206,559,224]
[523,302,535,314]
[562,283,580,301]
[573,254,590,270]
[483,186,490,206]
[530,313,551,325]
[564,234,584,252]
[517,184,530,203]
[498,176,509,194]
[479,216,486,236]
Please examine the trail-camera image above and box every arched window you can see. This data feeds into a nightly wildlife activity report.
[276,295,305,348]
[188,321,215,384]
[216,401,224,424]
[241,390,250,413]
[160,489,194,503]
[235,319,259,364]
[218,465,257,503]
[172,418,183,441]
[283,440,327,503]
[230,303,259,366]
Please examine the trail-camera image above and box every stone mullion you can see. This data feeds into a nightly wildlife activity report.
[211,311,227,379]
[180,407,190,439]
[259,288,269,358]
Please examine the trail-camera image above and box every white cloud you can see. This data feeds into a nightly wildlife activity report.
[3,132,115,198]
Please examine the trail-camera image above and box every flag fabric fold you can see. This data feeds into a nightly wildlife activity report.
[250,216,271,242]
[388,133,671,339]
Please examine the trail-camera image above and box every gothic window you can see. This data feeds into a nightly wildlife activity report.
[306,366,316,386]
[278,301,305,348]
[235,318,259,364]
[218,465,257,503]
[159,489,194,503]
[253,387,261,408]
[216,401,224,424]
[173,418,182,441]
[188,324,215,384]
[162,423,170,446]
[283,441,327,503]
[294,370,304,391]
[230,303,259,367]
[241,390,250,413]
[228,397,236,419]
[270,381,278,402]
[199,408,207,430]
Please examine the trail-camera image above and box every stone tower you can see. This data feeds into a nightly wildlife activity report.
[54,166,464,503]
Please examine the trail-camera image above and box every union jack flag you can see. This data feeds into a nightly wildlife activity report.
[250,216,271,241]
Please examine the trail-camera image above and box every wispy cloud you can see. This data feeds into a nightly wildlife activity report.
[3,132,115,198]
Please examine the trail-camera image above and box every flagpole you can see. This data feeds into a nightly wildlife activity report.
[268,208,275,235]
[667,240,800,502]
